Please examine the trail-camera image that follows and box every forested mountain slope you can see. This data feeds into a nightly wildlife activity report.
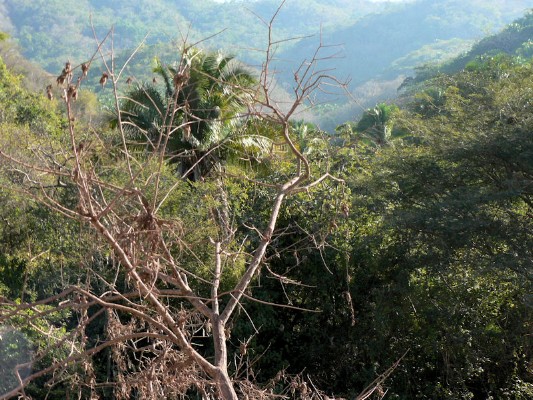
[436,10,533,75]
[0,0,529,90]
[282,0,528,84]
[277,0,530,129]
[0,9,532,399]
[0,0,386,73]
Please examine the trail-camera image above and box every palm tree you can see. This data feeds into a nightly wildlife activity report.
[355,103,399,147]
[118,48,266,180]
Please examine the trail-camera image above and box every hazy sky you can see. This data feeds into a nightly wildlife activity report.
[212,0,410,2]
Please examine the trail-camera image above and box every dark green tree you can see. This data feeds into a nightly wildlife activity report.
[118,48,266,180]
[243,55,533,399]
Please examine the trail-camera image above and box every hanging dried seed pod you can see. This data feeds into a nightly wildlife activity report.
[239,342,247,356]
[67,84,78,100]
[99,72,108,87]
[173,66,189,89]
[56,71,67,85]
[46,84,53,100]
[126,76,133,85]
[81,63,89,77]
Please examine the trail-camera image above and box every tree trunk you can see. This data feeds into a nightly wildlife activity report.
[212,317,237,400]
[215,368,238,400]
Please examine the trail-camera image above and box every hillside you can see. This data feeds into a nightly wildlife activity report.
[276,0,530,129]
[288,0,528,83]
[0,20,532,399]
[0,0,387,72]
[441,10,533,73]
[0,0,531,131]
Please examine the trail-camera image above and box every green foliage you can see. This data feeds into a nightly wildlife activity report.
[0,326,33,396]
[238,55,533,399]
[0,55,98,398]
[403,9,533,91]
[117,48,265,180]
[354,103,400,146]
[1,14,533,399]
[347,56,532,398]
[0,58,64,137]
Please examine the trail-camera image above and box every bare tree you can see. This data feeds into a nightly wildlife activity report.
[0,3,393,400]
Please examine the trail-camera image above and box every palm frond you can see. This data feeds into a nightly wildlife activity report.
[119,84,167,145]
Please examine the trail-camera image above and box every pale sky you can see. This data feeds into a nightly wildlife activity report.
[210,0,412,4]
[212,0,410,2]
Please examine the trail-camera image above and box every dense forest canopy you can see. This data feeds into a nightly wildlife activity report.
[0,2,532,399]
